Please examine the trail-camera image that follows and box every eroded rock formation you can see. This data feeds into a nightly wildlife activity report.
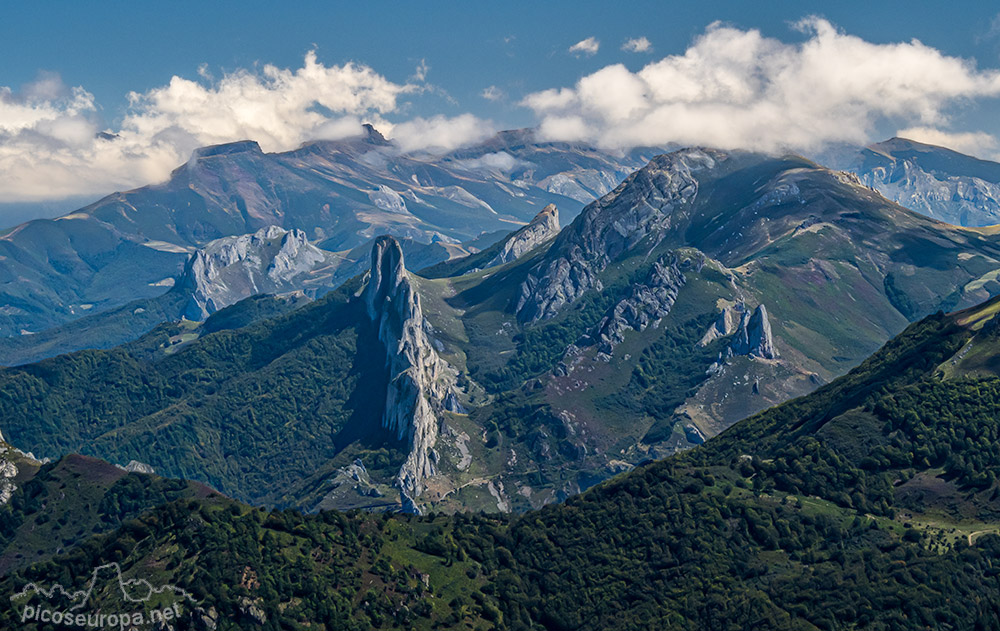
[487,204,560,267]
[592,254,686,357]
[729,304,778,359]
[363,236,455,511]
[516,149,722,322]
[180,226,331,320]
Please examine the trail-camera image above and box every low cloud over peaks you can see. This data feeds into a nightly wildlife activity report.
[526,18,1000,154]
[0,53,492,202]
[4,19,1000,203]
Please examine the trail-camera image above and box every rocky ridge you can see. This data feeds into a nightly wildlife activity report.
[591,254,686,358]
[841,137,1000,227]
[363,236,456,511]
[515,149,722,322]
[179,226,334,320]
[487,204,561,267]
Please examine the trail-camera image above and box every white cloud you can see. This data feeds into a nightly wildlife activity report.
[0,52,488,202]
[896,126,1000,158]
[622,37,652,53]
[569,37,600,57]
[526,18,1000,154]
[454,151,525,172]
[388,114,496,153]
[481,85,504,101]
[412,59,430,82]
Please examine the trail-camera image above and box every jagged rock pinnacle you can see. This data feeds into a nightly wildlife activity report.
[363,236,456,511]
[487,204,560,267]
[730,304,778,359]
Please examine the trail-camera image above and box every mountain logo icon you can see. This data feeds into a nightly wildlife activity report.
[10,562,201,627]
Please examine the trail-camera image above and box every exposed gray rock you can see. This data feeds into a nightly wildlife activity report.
[699,304,740,346]
[592,254,685,356]
[0,451,19,506]
[364,236,456,510]
[368,185,409,214]
[118,460,155,474]
[179,226,333,320]
[487,204,560,267]
[516,149,722,322]
[834,137,1000,227]
[729,304,778,359]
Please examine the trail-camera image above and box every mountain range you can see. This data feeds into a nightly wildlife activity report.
[837,137,1000,227]
[0,128,999,628]
[0,126,659,340]
[6,142,1000,518]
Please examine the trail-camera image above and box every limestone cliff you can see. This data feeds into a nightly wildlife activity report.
[179,226,333,320]
[592,254,685,357]
[516,149,722,322]
[487,204,560,267]
[363,236,455,509]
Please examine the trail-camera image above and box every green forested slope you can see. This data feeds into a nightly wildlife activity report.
[3,303,1000,629]
[0,281,397,508]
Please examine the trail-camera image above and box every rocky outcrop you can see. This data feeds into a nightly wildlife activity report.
[364,236,455,509]
[179,226,332,320]
[516,149,723,322]
[487,204,560,267]
[699,305,739,346]
[117,460,155,474]
[729,304,778,359]
[592,254,685,357]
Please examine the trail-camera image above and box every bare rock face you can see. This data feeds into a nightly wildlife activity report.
[730,304,778,359]
[516,149,722,322]
[180,226,332,320]
[699,305,739,346]
[364,236,455,510]
[592,254,685,356]
[487,204,560,267]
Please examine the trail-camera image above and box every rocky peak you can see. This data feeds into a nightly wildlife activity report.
[487,204,560,267]
[363,236,455,510]
[361,123,391,145]
[729,304,778,359]
[516,148,724,322]
[699,304,739,346]
[179,226,330,320]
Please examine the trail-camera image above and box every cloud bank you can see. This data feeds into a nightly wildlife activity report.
[0,52,491,201]
[525,18,1000,154]
[4,19,1000,203]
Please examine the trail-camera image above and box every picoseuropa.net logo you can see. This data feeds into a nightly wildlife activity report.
[10,562,201,628]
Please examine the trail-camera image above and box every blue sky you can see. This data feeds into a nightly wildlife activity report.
[4,1,1000,205]
[6,1,1000,128]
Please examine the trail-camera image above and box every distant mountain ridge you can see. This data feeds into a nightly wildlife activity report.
[0,126,658,338]
[7,146,1000,517]
[839,136,1000,227]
